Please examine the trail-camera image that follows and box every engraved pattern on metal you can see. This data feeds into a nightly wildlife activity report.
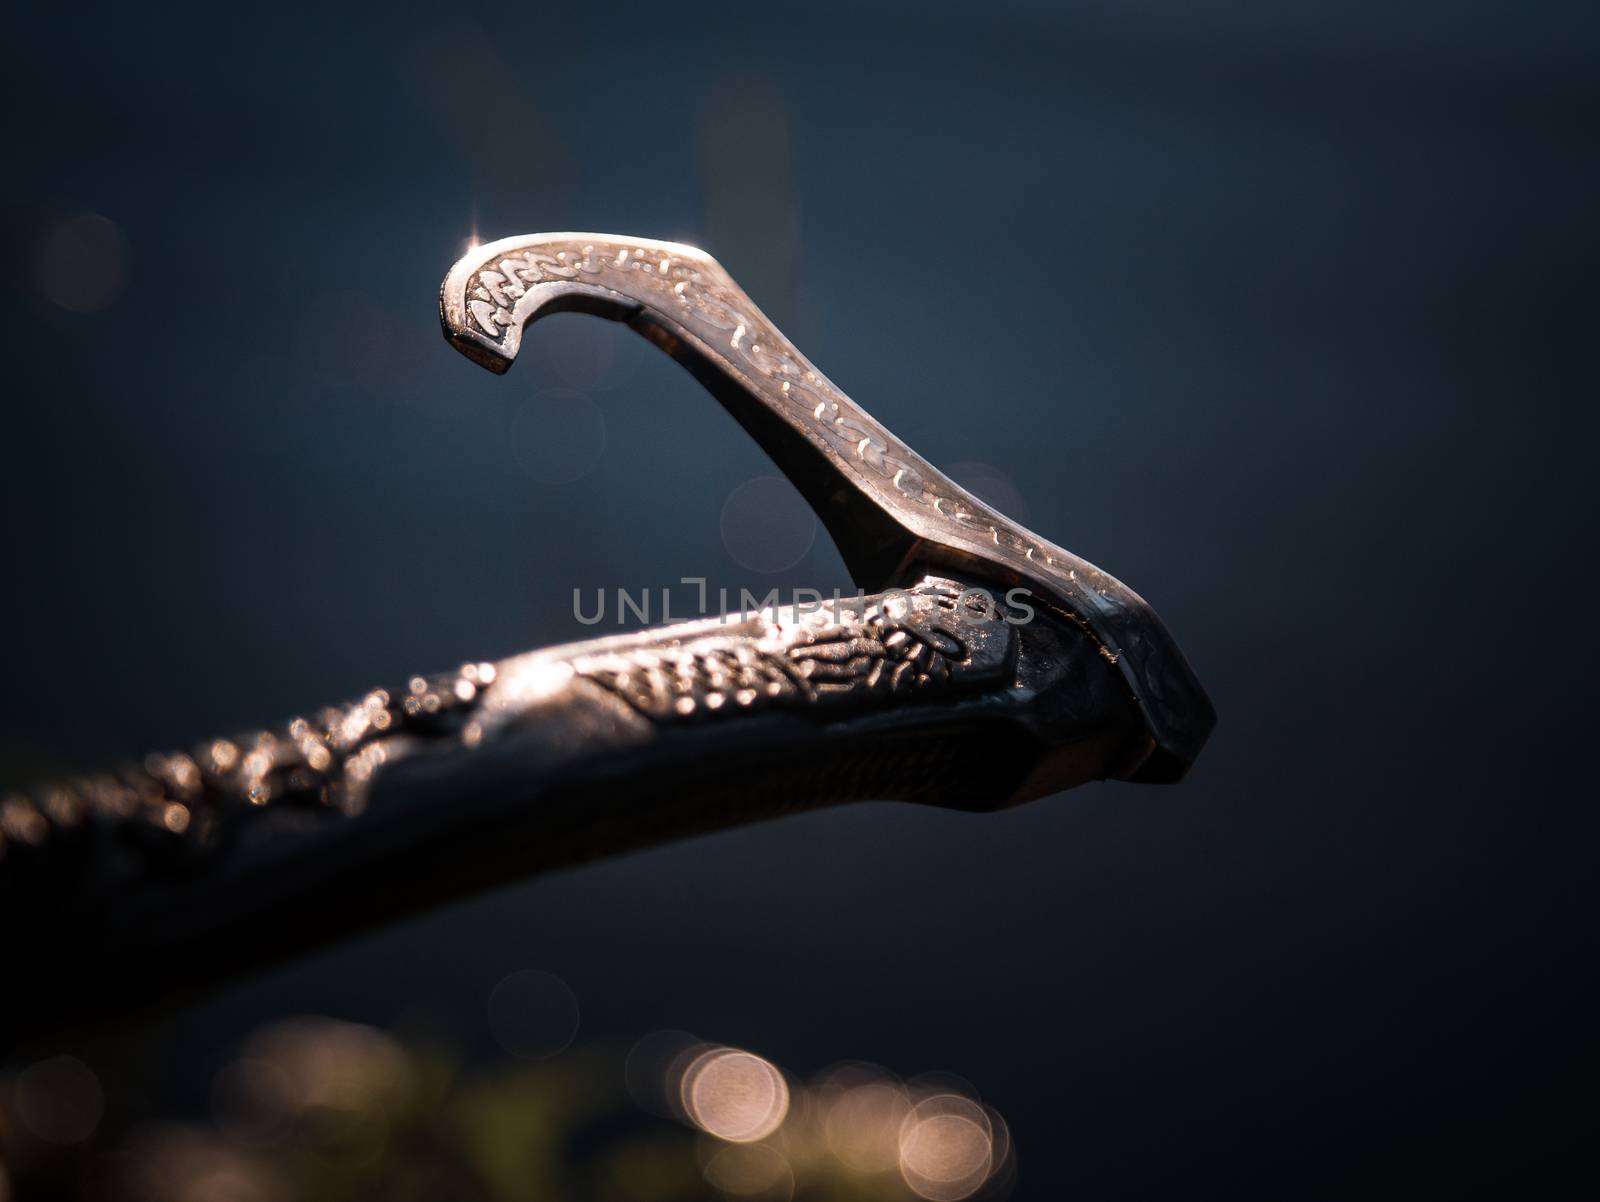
[440,233,1213,778]
[569,583,1012,721]
[0,582,1012,868]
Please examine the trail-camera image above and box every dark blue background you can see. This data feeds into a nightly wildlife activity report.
[4,1,1596,1195]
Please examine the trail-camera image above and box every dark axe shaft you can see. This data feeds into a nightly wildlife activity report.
[2,581,1137,1040]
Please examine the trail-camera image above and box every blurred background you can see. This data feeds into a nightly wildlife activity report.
[2,0,1597,1197]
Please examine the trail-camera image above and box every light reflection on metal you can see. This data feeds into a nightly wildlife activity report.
[483,656,575,716]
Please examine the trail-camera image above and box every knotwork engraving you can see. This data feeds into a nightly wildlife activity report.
[571,580,1015,723]
[0,582,1016,867]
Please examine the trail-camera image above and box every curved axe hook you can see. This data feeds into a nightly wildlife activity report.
[441,233,1213,780]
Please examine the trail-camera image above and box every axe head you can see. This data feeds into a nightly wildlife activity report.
[442,232,1215,783]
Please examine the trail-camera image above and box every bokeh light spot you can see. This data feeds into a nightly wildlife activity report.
[719,475,816,574]
[33,212,128,313]
[702,1141,795,1200]
[946,461,1029,525]
[15,1054,103,1145]
[898,1094,995,1201]
[510,387,606,484]
[626,1029,707,1117]
[487,969,580,1061]
[118,1124,284,1202]
[233,1018,412,1121]
[681,1048,790,1142]
[534,311,637,391]
[823,1076,912,1172]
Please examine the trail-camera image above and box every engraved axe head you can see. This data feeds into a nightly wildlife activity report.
[441,234,1214,783]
